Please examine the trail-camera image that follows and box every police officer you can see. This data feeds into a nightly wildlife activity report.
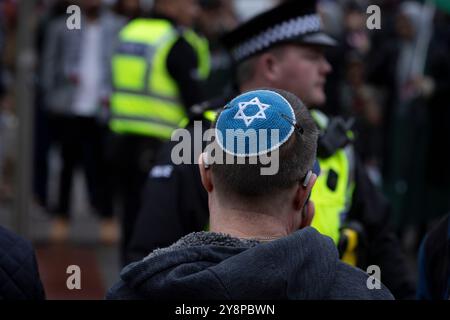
[128,0,415,299]
[106,0,210,265]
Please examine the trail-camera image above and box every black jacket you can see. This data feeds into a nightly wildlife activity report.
[0,226,46,300]
[346,157,415,299]
[417,214,450,300]
[109,227,393,300]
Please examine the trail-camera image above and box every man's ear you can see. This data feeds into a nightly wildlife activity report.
[294,173,317,228]
[258,52,280,82]
[300,200,315,229]
[198,152,213,192]
[294,174,317,208]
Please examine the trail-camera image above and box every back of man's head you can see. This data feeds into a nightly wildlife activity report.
[208,88,318,205]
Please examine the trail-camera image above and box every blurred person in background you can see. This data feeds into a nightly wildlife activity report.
[0,0,6,198]
[367,1,450,246]
[33,0,71,210]
[0,0,17,202]
[417,213,450,300]
[106,0,210,265]
[342,1,371,56]
[41,0,125,243]
[321,0,372,117]
[0,75,16,202]
[340,52,383,186]
[0,1,4,98]
[423,8,450,243]
[196,0,238,99]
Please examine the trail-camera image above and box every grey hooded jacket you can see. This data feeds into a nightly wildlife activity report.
[107,227,394,300]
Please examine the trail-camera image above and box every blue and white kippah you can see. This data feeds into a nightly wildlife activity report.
[215,89,297,157]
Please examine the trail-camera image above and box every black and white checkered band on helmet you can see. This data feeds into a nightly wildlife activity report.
[231,14,321,62]
[222,0,336,63]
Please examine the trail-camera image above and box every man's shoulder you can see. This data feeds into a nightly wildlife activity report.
[329,261,394,300]
[0,226,37,277]
[0,226,40,284]
[0,226,33,255]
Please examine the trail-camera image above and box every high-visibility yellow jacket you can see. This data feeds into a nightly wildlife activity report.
[310,110,355,247]
[110,18,210,140]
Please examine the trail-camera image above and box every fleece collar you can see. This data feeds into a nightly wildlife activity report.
[144,231,260,261]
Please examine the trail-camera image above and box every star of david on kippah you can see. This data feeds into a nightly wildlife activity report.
[233,97,271,127]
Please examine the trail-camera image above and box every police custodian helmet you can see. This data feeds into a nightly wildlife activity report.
[222,0,336,63]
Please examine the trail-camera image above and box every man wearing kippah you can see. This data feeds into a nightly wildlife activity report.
[126,0,415,299]
[107,89,393,299]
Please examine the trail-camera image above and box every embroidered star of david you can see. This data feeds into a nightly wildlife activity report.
[234,97,271,127]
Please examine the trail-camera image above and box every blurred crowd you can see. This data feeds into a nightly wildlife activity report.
[0,0,449,299]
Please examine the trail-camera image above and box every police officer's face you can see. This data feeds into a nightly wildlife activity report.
[272,45,332,107]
